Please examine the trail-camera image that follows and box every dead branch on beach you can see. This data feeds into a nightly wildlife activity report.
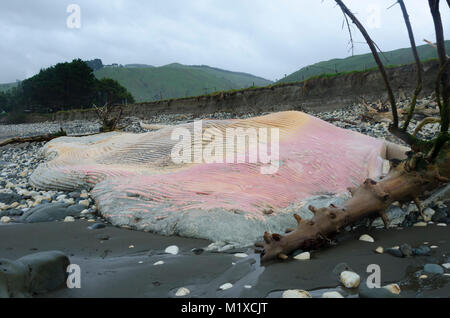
[0,128,67,147]
[255,0,449,262]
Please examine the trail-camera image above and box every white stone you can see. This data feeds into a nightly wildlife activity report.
[64,216,75,222]
[175,287,190,297]
[129,245,134,249]
[430,245,438,249]
[219,283,233,290]
[407,204,419,214]
[422,208,435,222]
[80,192,89,199]
[244,285,252,289]
[79,200,90,207]
[63,198,75,205]
[419,275,428,279]
[437,223,447,227]
[294,252,311,260]
[359,234,375,243]
[322,291,344,298]
[282,290,312,298]
[165,245,179,255]
[375,247,384,254]
[9,202,19,209]
[56,194,67,201]
[234,253,248,258]
[413,222,427,227]
[441,263,450,269]
[383,284,401,295]
[1,216,11,224]
[153,261,165,266]
[340,271,360,288]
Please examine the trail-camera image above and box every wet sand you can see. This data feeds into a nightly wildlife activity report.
[0,220,448,298]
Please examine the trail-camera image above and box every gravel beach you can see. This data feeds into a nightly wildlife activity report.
[0,96,449,298]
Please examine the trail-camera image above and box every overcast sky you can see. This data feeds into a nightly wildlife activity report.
[0,0,449,83]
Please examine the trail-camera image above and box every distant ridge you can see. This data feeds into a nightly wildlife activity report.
[93,63,273,102]
[278,40,450,84]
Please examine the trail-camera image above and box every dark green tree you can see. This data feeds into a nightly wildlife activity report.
[95,78,135,105]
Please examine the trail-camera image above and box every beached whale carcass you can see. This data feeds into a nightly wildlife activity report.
[30,111,408,246]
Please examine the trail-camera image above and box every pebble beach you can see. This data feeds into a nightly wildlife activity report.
[0,95,449,298]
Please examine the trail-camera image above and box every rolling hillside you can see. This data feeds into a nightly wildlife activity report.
[278,40,450,84]
[0,82,19,93]
[94,64,272,102]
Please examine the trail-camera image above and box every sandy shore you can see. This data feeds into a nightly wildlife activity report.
[0,219,448,298]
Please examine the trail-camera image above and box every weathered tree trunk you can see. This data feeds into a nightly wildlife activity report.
[256,149,450,262]
[0,129,67,147]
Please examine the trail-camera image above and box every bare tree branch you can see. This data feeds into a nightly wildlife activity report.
[398,0,424,131]
[428,0,450,159]
[335,0,399,128]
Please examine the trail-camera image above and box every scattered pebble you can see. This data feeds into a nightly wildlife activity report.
[1,216,11,224]
[400,244,413,257]
[244,285,252,289]
[413,222,428,227]
[234,253,248,258]
[419,275,428,279]
[442,263,450,269]
[340,271,360,288]
[282,290,312,298]
[219,283,233,291]
[359,234,375,243]
[153,261,164,266]
[383,284,401,295]
[129,245,134,249]
[375,246,384,254]
[63,216,75,222]
[294,252,311,260]
[78,200,90,207]
[412,245,431,256]
[437,223,447,227]
[424,264,444,275]
[165,245,179,255]
[88,223,106,230]
[322,291,344,298]
[386,248,403,258]
[175,287,190,297]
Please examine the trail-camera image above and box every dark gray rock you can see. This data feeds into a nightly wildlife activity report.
[432,207,448,222]
[67,204,86,216]
[0,259,30,298]
[88,223,106,230]
[20,203,77,223]
[386,248,403,258]
[18,251,70,294]
[412,245,431,256]
[0,193,22,205]
[400,244,413,257]
[423,264,444,275]
[0,209,23,217]
[68,192,81,199]
[191,248,204,255]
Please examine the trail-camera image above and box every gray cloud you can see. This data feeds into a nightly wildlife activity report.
[0,0,449,83]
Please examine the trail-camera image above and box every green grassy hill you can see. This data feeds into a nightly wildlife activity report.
[94,64,272,102]
[0,82,19,93]
[278,41,450,84]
